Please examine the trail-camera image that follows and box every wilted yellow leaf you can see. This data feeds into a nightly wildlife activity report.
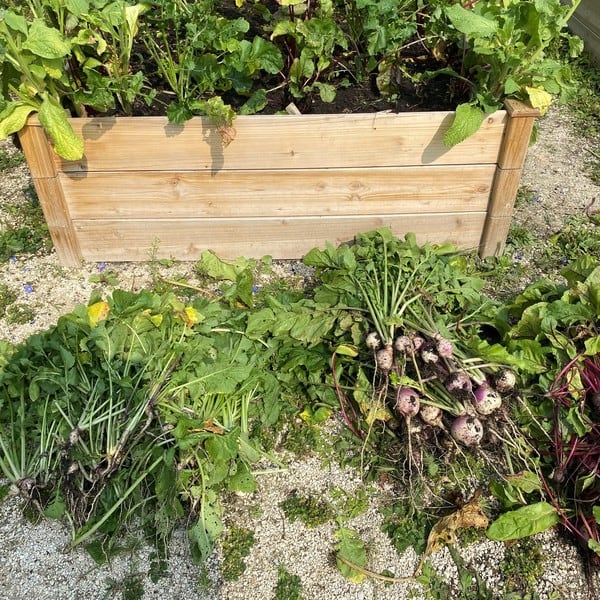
[87,301,110,327]
[525,86,552,115]
[415,493,489,575]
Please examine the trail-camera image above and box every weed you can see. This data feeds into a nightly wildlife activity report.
[545,214,600,263]
[89,270,120,287]
[0,195,51,260]
[273,564,303,600]
[5,303,35,325]
[500,537,545,597]
[0,283,17,316]
[102,572,145,600]
[278,490,334,528]
[381,500,433,556]
[0,146,25,170]
[220,525,255,582]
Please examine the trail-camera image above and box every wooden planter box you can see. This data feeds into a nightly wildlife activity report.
[18,99,538,267]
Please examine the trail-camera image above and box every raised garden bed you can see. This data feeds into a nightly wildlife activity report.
[18,99,538,267]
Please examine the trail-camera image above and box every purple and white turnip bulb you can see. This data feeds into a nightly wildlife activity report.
[394,335,412,354]
[472,382,502,415]
[395,386,421,419]
[445,371,473,395]
[433,333,453,358]
[450,415,484,446]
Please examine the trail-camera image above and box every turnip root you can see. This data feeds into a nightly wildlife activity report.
[394,335,412,354]
[375,344,394,372]
[451,415,484,446]
[472,382,502,415]
[394,386,421,418]
[493,368,517,394]
[445,371,473,395]
[366,331,382,351]
[433,333,453,358]
[419,404,443,428]
[394,386,421,480]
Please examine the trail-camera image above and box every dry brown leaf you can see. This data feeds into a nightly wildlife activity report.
[414,493,489,575]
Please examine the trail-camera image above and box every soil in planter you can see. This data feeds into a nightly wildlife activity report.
[124,0,468,118]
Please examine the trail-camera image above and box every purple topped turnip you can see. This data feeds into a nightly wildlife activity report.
[395,386,421,419]
[472,382,502,415]
[445,371,473,395]
[433,333,453,358]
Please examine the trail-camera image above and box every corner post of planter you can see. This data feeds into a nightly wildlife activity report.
[479,99,540,257]
[18,119,82,267]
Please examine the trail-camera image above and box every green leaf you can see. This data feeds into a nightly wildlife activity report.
[334,528,367,583]
[593,505,600,524]
[0,103,36,139]
[37,98,84,160]
[445,4,498,37]
[486,502,559,541]
[589,539,600,557]
[22,20,71,59]
[317,83,336,103]
[444,103,485,147]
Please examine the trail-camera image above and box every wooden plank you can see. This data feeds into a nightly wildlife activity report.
[22,111,507,172]
[17,125,83,266]
[480,100,539,257]
[73,213,487,261]
[478,216,513,258]
[60,165,495,219]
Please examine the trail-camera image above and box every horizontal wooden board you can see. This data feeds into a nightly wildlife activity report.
[24,111,507,172]
[73,213,487,261]
[60,165,494,219]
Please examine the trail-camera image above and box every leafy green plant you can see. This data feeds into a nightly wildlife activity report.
[220,524,255,582]
[273,564,303,600]
[421,0,584,144]
[0,0,151,159]
[0,0,582,158]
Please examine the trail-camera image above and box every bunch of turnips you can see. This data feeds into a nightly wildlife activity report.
[365,328,518,447]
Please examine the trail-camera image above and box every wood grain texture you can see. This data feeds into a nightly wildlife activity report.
[17,124,82,266]
[22,111,508,172]
[60,165,494,219]
[20,104,535,263]
[73,213,487,262]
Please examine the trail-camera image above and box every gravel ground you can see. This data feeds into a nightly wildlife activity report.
[0,105,599,599]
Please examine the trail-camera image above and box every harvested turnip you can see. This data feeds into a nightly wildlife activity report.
[394,386,421,418]
[394,335,412,353]
[433,333,453,358]
[421,348,439,364]
[419,404,443,428]
[375,344,394,372]
[445,371,473,394]
[493,368,517,394]
[472,382,502,415]
[451,415,484,446]
[366,331,382,351]
[394,386,421,478]
[412,335,425,351]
